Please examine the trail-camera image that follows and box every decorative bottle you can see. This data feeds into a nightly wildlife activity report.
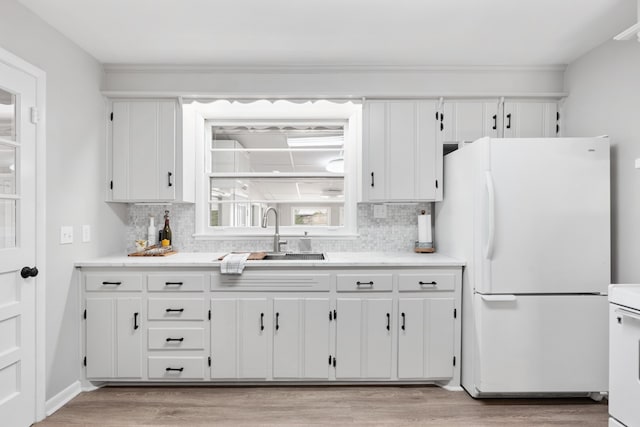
[147,216,157,247]
[161,210,172,246]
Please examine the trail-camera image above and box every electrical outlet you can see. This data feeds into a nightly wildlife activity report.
[373,204,387,219]
[82,225,91,243]
[60,226,73,244]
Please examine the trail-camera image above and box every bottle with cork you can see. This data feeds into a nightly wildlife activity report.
[160,209,172,247]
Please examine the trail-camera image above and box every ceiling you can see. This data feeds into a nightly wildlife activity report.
[19,0,636,66]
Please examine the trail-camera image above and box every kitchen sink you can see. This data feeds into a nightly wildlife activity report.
[263,253,325,261]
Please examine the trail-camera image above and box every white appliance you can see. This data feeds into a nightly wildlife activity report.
[435,137,610,397]
[608,284,640,427]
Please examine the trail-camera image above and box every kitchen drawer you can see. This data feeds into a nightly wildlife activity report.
[212,271,330,291]
[148,356,205,379]
[398,273,455,292]
[85,273,142,292]
[148,328,205,350]
[147,298,205,321]
[147,273,205,292]
[336,274,393,292]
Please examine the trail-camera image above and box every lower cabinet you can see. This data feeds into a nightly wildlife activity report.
[85,297,142,379]
[335,298,393,379]
[210,298,268,379]
[398,297,455,379]
[273,298,330,379]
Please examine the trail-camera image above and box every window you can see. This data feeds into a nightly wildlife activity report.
[189,100,361,238]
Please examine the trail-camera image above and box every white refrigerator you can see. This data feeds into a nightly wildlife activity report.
[435,137,610,397]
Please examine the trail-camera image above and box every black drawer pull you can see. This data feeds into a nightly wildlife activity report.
[275,312,280,331]
[165,281,183,286]
[165,367,184,372]
[133,312,139,330]
[166,337,184,342]
[370,172,375,187]
[356,281,374,286]
[506,113,512,129]
[101,281,121,285]
[260,312,264,331]
[401,312,406,331]
[419,281,437,286]
[168,171,173,187]
[165,308,185,313]
[386,313,390,331]
[492,114,497,130]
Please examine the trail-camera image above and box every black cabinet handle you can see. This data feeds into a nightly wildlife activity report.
[260,312,264,331]
[356,281,374,287]
[165,337,184,342]
[506,113,512,129]
[401,312,406,331]
[419,281,437,286]
[165,308,184,313]
[168,172,173,187]
[133,312,139,330]
[165,367,184,372]
[492,114,497,130]
[275,312,280,331]
[371,172,375,188]
[386,313,390,331]
[165,281,183,286]
[101,281,121,286]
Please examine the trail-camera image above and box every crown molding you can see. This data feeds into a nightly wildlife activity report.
[103,63,567,75]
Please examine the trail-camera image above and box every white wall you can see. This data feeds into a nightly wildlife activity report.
[0,0,127,401]
[564,40,640,283]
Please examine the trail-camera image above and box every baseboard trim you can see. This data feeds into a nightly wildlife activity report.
[45,380,82,416]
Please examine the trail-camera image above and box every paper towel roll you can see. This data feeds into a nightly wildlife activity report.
[418,213,432,243]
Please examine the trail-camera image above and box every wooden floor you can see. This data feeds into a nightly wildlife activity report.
[36,386,608,426]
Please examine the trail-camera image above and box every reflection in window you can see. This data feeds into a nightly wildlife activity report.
[293,207,330,226]
[0,89,16,141]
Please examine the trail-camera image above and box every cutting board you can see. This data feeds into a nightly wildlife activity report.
[128,247,177,257]
[218,252,266,261]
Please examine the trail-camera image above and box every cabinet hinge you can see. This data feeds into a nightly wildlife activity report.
[208,310,211,320]
[328,355,332,365]
[208,356,211,367]
[110,112,113,121]
[453,308,457,319]
[557,112,560,121]
[453,356,456,366]
[435,179,439,189]
[83,356,87,367]
[333,309,337,320]
[333,357,336,368]
[83,309,86,320]
[329,311,332,321]
[109,180,113,190]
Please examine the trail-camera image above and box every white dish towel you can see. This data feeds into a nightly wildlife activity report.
[220,253,251,275]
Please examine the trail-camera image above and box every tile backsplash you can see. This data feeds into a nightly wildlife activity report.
[126,203,432,254]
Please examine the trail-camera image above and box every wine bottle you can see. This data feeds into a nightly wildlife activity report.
[162,210,172,245]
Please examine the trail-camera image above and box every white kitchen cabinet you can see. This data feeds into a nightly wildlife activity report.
[108,99,194,203]
[441,101,500,142]
[85,297,142,379]
[210,298,268,379]
[363,100,441,202]
[398,297,455,379]
[335,298,393,379]
[503,101,558,138]
[273,298,330,379]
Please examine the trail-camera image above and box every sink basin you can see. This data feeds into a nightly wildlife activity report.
[263,253,325,261]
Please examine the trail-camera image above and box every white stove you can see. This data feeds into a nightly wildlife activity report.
[609,284,640,427]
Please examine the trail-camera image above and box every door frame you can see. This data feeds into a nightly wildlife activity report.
[0,46,47,422]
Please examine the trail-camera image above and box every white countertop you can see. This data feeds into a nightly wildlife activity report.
[609,284,640,311]
[75,251,465,268]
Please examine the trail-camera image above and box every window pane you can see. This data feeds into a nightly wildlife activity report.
[0,145,16,195]
[0,89,16,141]
[0,199,16,249]
[210,177,344,202]
[293,207,330,226]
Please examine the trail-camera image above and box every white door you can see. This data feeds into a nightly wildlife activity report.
[503,101,557,138]
[85,298,114,378]
[474,294,608,393]
[238,298,267,379]
[479,138,610,294]
[115,298,142,378]
[442,101,499,142]
[273,298,301,378]
[302,298,330,379]
[0,60,37,427]
[210,298,237,379]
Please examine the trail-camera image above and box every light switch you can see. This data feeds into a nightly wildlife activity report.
[373,204,387,219]
[60,226,73,244]
[635,159,640,169]
[82,225,91,243]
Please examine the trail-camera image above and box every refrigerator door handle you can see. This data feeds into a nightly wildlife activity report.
[485,171,496,260]
[480,294,516,302]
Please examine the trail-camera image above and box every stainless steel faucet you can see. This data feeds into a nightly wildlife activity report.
[261,207,287,253]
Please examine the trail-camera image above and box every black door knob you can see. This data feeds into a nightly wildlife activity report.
[21,266,38,279]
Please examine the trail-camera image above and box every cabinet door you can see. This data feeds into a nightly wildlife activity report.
[387,102,417,200]
[416,101,439,200]
[85,298,114,378]
[273,298,330,379]
[364,102,386,201]
[398,298,454,379]
[442,101,499,142]
[210,298,237,379]
[238,298,268,379]
[111,100,176,201]
[335,298,392,379]
[115,298,142,378]
[503,101,558,138]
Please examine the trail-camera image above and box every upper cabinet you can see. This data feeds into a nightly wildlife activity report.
[363,100,441,202]
[441,101,500,142]
[502,100,558,138]
[108,99,194,203]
